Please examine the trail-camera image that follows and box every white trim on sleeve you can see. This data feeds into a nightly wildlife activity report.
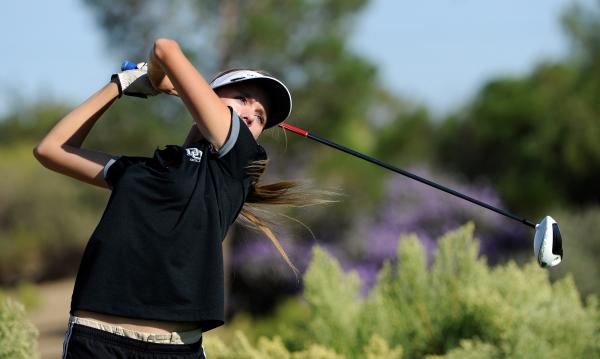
[103,156,121,180]
[216,111,241,158]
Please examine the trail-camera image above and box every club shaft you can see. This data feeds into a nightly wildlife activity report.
[280,123,536,229]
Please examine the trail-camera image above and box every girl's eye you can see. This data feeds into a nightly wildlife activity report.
[256,115,265,124]
[236,96,247,104]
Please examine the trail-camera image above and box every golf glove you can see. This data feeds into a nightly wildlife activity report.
[111,62,160,98]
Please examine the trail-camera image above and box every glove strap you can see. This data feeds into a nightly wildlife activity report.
[110,74,124,98]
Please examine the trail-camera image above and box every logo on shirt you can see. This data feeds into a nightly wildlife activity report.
[185,148,203,162]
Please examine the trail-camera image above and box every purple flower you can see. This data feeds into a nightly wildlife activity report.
[348,166,527,291]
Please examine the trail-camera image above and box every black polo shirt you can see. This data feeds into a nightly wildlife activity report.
[70,110,266,332]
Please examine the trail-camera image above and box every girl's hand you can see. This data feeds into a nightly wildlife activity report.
[148,55,179,96]
[112,62,160,98]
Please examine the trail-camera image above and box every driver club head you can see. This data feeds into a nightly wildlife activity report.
[533,216,563,267]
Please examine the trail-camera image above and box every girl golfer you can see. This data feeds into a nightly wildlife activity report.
[35,38,311,358]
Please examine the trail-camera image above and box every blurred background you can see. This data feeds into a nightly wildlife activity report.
[1,0,599,358]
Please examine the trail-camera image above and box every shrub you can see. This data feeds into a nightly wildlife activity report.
[203,331,401,359]
[0,294,39,359]
[549,207,600,297]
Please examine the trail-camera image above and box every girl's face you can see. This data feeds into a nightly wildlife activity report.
[216,82,271,140]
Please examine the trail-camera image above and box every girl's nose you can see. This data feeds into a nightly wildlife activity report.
[241,114,254,126]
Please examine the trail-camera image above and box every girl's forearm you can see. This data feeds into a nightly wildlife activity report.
[38,82,119,150]
[151,38,230,148]
[33,81,119,188]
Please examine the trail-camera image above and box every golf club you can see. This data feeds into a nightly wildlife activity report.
[279,122,563,268]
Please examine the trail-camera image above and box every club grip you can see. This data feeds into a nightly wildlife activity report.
[279,123,308,137]
[120,60,138,71]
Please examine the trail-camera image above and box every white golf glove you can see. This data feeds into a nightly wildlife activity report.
[111,62,160,98]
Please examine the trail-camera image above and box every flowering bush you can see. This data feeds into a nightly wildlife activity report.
[350,168,529,290]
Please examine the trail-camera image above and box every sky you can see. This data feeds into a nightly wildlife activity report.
[0,0,592,118]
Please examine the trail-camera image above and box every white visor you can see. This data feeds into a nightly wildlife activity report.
[210,70,292,128]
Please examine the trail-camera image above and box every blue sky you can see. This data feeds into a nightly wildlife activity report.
[0,0,591,117]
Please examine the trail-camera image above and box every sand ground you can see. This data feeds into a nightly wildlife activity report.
[27,278,74,359]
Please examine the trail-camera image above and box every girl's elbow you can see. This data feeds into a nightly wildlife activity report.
[153,38,180,61]
[33,138,60,165]
[33,143,49,165]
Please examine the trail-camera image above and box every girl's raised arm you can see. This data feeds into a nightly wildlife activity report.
[33,82,120,189]
[149,38,232,150]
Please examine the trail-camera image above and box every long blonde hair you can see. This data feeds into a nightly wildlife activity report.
[236,159,334,277]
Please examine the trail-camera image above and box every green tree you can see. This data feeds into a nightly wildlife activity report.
[435,1,600,215]
[83,0,375,132]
